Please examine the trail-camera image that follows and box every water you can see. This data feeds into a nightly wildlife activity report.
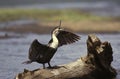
[0,32,120,79]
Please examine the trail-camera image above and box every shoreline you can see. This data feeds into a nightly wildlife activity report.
[0,19,120,37]
[0,21,120,34]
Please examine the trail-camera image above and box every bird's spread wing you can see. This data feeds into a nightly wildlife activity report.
[57,30,80,47]
[29,39,48,61]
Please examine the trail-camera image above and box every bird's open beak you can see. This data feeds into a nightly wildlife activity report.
[58,20,63,31]
[58,20,61,28]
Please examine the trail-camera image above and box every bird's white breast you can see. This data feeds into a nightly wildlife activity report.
[49,42,58,49]
[49,34,59,49]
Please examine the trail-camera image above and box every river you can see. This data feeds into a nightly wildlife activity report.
[0,32,120,79]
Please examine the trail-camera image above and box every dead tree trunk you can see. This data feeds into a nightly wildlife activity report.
[15,34,117,79]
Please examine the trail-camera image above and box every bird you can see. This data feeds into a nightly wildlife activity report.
[22,21,80,69]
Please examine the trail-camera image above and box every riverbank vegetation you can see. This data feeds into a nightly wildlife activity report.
[0,8,109,22]
[0,8,120,33]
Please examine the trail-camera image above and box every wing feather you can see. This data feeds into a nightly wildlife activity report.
[57,30,80,47]
[29,39,48,61]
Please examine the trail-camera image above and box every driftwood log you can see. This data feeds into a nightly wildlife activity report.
[15,34,117,79]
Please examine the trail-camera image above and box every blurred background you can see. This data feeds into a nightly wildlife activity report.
[0,0,120,79]
[0,0,120,33]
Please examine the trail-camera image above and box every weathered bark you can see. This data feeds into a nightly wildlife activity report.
[15,34,117,79]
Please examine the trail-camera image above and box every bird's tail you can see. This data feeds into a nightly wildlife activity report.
[22,60,32,64]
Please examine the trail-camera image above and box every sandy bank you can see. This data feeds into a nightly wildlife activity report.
[0,20,120,34]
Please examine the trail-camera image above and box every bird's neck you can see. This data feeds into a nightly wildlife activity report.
[49,33,59,49]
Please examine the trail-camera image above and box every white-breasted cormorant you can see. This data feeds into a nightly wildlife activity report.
[23,21,80,68]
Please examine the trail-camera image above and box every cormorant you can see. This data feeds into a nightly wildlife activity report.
[23,21,80,68]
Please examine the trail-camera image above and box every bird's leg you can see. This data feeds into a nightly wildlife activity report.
[43,63,45,69]
[48,62,52,68]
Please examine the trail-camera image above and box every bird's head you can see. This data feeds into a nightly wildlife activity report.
[52,20,63,36]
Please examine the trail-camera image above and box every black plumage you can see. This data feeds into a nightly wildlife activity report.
[23,21,80,68]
